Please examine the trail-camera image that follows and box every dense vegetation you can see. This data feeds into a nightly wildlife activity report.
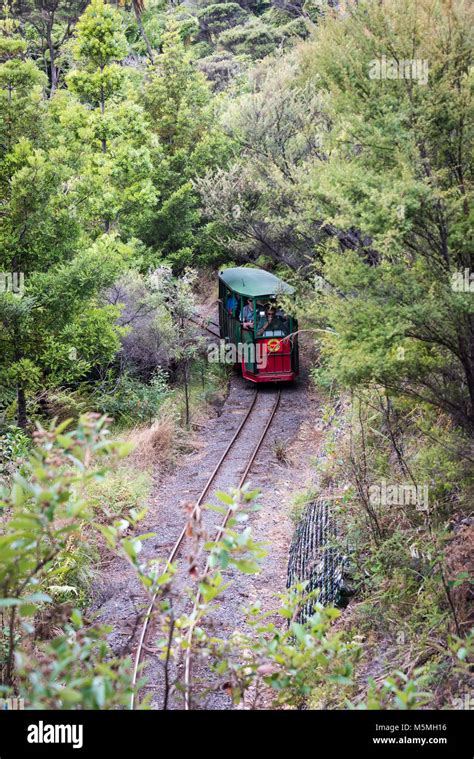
[0,0,472,710]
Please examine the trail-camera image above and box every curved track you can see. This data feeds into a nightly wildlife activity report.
[130,387,281,709]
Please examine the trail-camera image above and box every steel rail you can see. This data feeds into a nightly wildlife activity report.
[130,389,258,709]
[190,309,220,331]
[187,313,221,339]
[183,388,282,710]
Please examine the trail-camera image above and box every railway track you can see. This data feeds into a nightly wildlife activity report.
[130,387,282,709]
[187,312,221,339]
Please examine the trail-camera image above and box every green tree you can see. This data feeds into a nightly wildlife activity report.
[148,266,206,426]
[196,53,329,269]
[117,0,157,63]
[142,23,213,153]
[218,17,277,59]
[301,0,473,434]
[0,15,46,153]
[0,236,135,427]
[66,0,156,235]
[0,2,158,426]
[0,38,78,426]
[13,0,88,94]
[140,23,231,266]
[67,0,128,141]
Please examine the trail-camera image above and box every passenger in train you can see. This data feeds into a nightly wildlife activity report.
[226,291,238,316]
[241,297,255,328]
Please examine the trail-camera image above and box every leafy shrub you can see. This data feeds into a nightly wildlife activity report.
[86,466,152,518]
[104,272,172,381]
[354,670,432,710]
[198,3,250,39]
[0,425,31,481]
[0,414,133,700]
[276,17,310,42]
[218,19,277,59]
[196,52,244,91]
[0,385,17,427]
[34,388,88,424]
[15,611,135,709]
[94,370,170,427]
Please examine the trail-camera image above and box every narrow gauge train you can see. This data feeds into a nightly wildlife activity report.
[218,267,299,382]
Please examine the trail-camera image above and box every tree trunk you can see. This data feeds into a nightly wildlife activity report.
[133,4,154,64]
[184,363,190,428]
[46,28,58,96]
[17,385,27,429]
[49,44,58,95]
[100,82,107,153]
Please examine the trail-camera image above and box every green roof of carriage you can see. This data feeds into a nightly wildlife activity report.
[218,267,294,297]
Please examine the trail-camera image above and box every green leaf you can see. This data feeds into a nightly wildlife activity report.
[22,592,52,603]
[233,559,259,574]
[92,677,106,708]
[216,491,234,505]
[11,483,26,507]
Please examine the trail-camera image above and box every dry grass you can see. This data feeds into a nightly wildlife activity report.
[124,414,179,471]
[273,438,290,465]
[446,522,474,632]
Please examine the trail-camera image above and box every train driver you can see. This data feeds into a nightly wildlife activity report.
[257,305,286,336]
